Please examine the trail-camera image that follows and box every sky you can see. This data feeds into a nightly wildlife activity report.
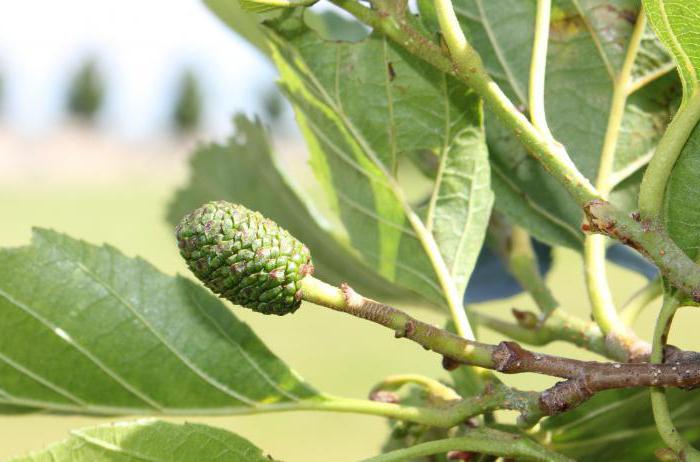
[0,0,275,139]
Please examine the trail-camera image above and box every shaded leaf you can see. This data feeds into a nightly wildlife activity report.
[664,123,700,260]
[541,388,700,461]
[0,229,318,414]
[168,115,414,302]
[427,94,495,296]
[457,0,679,248]
[9,419,275,461]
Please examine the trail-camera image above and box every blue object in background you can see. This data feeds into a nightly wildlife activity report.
[465,241,658,304]
[465,240,552,303]
[606,244,659,280]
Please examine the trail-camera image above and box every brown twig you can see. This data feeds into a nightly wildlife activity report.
[302,276,700,418]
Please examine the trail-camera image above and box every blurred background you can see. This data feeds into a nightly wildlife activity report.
[1,0,697,460]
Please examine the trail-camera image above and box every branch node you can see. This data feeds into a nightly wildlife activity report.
[539,379,593,415]
[395,320,416,338]
[492,341,532,373]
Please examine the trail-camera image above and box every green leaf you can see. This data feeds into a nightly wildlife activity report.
[663,122,700,260]
[426,96,494,296]
[457,0,679,248]
[643,0,700,98]
[264,17,489,306]
[9,419,276,461]
[644,0,700,261]
[238,0,316,14]
[168,115,415,302]
[541,388,700,461]
[0,229,319,414]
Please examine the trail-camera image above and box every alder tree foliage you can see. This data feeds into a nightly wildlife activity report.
[4,0,700,461]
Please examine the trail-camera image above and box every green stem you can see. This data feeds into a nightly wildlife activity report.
[284,4,475,339]
[472,308,615,360]
[650,294,700,461]
[595,9,647,196]
[584,236,627,333]
[431,0,597,206]
[639,90,700,219]
[620,277,663,325]
[0,393,478,428]
[584,200,700,300]
[583,10,647,355]
[528,0,554,138]
[507,226,558,317]
[331,0,700,300]
[361,428,573,462]
[499,226,635,360]
[301,275,700,407]
[301,275,496,368]
[370,374,461,401]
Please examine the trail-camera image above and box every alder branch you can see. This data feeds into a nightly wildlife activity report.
[488,219,650,361]
[302,276,700,418]
[329,0,700,302]
[584,199,700,301]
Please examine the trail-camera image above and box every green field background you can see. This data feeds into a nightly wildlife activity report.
[1,154,699,461]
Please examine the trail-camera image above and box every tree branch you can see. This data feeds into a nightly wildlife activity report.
[302,276,700,417]
[583,8,648,358]
[471,308,611,359]
[491,222,648,361]
[584,199,700,301]
[329,0,700,301]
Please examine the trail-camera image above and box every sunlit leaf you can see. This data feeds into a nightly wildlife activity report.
[9,420,276,461]
[643,0,700,98]
[0,229,319,414]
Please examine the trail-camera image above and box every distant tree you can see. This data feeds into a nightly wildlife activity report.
[66,58,104,121]
[172,70,203,134]
[260,84,285,128]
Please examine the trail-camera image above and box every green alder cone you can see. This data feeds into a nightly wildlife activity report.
[176,200,313,315]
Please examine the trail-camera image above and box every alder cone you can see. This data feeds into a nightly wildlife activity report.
[176,200,313,315]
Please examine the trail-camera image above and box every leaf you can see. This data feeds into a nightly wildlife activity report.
[0,229,319,414]
[167,115,415,302]
[540,388,700,461]
[643,0,700,98]
[427,94,495,296]
[264,17,488,306]
[664,122,700,260]
[456,0,680,248]
[645,0,700,261]
[9,419,276,461]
